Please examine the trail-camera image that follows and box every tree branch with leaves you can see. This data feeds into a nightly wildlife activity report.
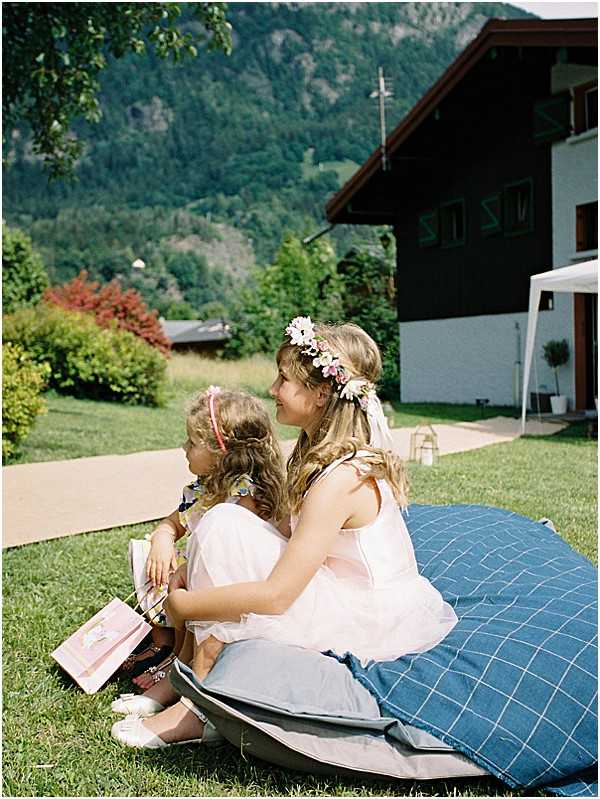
[3,2,232,178]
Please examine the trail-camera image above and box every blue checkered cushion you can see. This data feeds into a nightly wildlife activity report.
[338,504,597,796]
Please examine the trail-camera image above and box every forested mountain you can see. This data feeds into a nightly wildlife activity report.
[3,2,533,317]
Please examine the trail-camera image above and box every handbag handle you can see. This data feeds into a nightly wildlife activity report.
[132,581,169,620]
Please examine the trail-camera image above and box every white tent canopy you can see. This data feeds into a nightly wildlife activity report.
[521,259,598,433]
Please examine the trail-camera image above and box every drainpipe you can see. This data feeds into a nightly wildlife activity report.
[513,321,522,412]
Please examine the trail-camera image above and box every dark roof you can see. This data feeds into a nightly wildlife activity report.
[160,318,230,344]
[326,17,598,224]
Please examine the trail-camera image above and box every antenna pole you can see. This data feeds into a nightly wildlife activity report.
[378,67,387,170]
[370,67,393,171]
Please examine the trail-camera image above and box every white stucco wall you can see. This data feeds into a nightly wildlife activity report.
[400,65,597,407]
[400,303,571,406]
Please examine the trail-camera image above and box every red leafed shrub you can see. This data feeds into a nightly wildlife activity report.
[44,271,171,355]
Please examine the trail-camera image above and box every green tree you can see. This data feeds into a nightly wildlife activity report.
[337,239,400,399]
[225,233,343,358]
[165,250,209,292]
[159,299,197,320]
[198,300,229,320]
[2,224,49,313]
[3,2,232,177]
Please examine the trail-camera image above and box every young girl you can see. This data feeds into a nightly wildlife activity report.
[111,385,287,716]
[112,319,457,749]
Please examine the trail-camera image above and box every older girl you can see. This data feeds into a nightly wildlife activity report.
[112,319,457,748]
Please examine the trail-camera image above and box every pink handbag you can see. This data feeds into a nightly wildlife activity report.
[51,594,152,694]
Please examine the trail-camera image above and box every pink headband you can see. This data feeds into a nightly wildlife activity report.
[206,386,227,453]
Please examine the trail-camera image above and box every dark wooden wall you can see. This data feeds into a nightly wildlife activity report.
[385,47,557,322]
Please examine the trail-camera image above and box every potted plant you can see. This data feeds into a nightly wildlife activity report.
[542,339,570,414]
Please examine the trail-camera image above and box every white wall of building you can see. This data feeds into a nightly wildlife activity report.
[400,303,571,405]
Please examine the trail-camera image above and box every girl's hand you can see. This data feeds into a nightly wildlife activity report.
[146,532,178,588]
[145,509,186,587]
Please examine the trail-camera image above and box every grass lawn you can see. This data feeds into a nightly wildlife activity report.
[3,424,596,796]
[8,354,299,464]
[9,353,517,464]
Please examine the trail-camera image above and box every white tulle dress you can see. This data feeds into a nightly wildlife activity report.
[185,453,457,665]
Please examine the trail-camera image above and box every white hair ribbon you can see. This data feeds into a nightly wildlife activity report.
[366,392,395,452]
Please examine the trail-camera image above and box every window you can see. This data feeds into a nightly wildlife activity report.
[574,81,598,134]
[504,179,534,236]
[440,199,465,247]
[576,201,598,252]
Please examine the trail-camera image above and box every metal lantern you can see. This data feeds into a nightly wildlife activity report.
[409,423,440,466]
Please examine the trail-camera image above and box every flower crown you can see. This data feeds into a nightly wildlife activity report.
[284,316,376,410]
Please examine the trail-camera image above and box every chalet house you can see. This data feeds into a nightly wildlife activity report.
[326,18,597,410]
[160,318,230,355]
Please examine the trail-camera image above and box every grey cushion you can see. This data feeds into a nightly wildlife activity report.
[171,641,489,781]
[203,639,381,721]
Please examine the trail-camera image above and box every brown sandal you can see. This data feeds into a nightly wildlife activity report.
[145,654,177,685]
[120,644,170,676]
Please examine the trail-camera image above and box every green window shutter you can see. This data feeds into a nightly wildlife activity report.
[480,193,502,236]
[533,92,571,144]
[418,209,439,247]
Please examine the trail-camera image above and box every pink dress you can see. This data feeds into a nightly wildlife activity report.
[185,454,457,664]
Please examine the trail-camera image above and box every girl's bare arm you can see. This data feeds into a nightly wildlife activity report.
[164,466,366,625]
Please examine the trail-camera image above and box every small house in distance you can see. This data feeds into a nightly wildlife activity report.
[160,318,231,355]
[326,17,597,411]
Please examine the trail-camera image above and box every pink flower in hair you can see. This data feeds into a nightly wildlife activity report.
[322,359,341,378]
[313,351,333,369]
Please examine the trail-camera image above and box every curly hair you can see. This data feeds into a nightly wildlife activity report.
[186,389,286,522]
[277,321,409,514]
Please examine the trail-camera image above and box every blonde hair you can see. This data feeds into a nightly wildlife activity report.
[277,321,409,514]
[186,389,286,522]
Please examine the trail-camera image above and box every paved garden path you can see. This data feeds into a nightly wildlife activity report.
[3,416,566,549]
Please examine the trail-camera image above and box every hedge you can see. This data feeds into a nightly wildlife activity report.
[2,225,49,314]
[3,304,167,407]
[2,343,49,461]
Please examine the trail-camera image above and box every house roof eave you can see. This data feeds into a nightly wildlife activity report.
[325,17,598,224]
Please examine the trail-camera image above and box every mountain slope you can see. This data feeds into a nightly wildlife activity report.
[3,2,534,310]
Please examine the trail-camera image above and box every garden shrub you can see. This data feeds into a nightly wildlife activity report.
[2,343,49,461]
[3,304,167,407]
[2,224,49,314]
[44,270,171,355]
